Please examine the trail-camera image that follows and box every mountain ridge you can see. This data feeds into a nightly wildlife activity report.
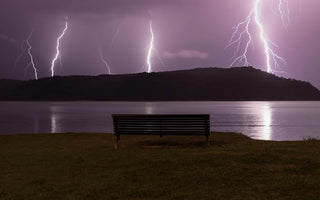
[1,67,320,101]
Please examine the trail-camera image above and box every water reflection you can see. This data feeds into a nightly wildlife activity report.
[50,105,60,133]
[260,104,272,140]
[145,102,154,114]
[249,102,272,140]
[2,101,320,141]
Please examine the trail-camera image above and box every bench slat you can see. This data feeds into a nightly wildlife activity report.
[113,114,210,136]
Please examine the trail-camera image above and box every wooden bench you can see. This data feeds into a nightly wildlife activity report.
[112,114,210,149]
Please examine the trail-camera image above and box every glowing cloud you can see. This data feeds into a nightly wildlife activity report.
[163,49,208,59]
[0,34,16,44]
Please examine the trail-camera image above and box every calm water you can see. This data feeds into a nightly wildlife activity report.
[0,101,320,141]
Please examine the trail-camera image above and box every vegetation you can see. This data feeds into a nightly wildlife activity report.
[0,132,320,199]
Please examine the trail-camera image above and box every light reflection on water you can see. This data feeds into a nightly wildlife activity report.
[0,101,320,141]
[145,102,154,114]
[260,104,271,140]
[50,106,59,133]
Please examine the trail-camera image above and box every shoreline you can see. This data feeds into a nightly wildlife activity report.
[0,132,318,142]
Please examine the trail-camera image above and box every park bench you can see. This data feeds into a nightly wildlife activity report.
[112,114,210,149]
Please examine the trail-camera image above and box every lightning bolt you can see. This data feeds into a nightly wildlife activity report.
[278,0,290,27]
[109,21,122,49]
[96,38,112,75]
[147,20,154,73]
[225,12,253,67]
[51,21,68,77]
[14,30,38,80]
[227,0,288,73]
[25,32,38,80]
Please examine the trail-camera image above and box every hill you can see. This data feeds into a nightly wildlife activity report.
[1,67,320,101]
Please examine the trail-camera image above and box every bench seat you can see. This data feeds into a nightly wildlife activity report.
[112,114,210,148]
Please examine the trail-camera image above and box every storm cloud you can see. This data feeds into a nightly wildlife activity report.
[1,0,320,90]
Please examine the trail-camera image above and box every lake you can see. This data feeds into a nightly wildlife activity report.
[0,101,320,141]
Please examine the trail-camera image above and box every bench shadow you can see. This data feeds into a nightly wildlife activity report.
[131,135,209,149]
[139,139,208,149]
[117,132,252,149]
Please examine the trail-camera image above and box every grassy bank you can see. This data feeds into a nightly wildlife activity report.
[0,132,320,200]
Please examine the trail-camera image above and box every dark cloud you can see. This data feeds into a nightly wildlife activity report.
[1,0,189,16]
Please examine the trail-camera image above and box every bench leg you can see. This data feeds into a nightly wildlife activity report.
[206,135,209,146]
[115,135,119,149]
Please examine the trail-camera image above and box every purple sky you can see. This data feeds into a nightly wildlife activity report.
[1,0,320,89]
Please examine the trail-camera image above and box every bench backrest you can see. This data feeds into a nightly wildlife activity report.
[112,114,210,137]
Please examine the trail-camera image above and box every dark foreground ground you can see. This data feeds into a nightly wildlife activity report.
[0,132,319,200]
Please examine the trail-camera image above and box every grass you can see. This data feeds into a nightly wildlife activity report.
[0,132,320,200]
